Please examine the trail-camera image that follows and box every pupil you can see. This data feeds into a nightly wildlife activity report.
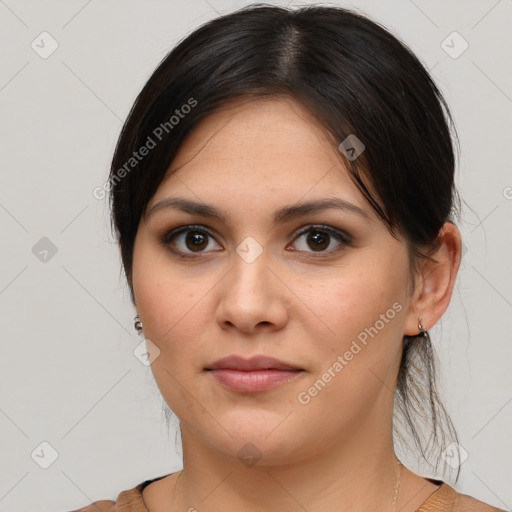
[308,231,329,251]
[186,232,208,251]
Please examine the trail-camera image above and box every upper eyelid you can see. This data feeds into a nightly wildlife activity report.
[293,224,351,242]
[162,225,221,244]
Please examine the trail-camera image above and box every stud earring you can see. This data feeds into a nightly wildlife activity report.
[134,314,143,335]
[418,317,427,337]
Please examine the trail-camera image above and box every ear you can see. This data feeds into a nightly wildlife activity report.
[403,222,462,336]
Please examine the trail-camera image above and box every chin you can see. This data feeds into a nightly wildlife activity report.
[188,412,316,467]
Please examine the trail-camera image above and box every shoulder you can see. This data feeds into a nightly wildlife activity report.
[65,483,143,511]
[67,500,116,512]
[66,473,174,511]
[453,489,506,512]
[429,482,506,512]
[66,487,144,511]
[66,488,143,512]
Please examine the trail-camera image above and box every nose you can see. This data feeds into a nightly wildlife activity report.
[215,251,289,334]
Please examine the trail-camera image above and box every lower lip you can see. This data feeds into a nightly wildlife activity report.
[208,369,302,392]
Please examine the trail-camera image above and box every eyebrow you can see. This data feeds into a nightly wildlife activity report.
[145,196,369,224]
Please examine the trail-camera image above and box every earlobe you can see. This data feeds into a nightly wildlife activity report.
[403,222,462,336]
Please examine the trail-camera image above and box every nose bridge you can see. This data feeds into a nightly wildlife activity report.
[216,244,287,332]
[228,246,271,300]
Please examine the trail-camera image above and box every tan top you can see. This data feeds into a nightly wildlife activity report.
[70,473,506,512]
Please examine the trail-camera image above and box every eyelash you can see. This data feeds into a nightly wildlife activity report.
[159,224,352,259]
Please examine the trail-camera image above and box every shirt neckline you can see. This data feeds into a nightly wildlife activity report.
[130,473,450,512]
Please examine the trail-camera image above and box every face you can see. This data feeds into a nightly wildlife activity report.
[132,96,415,465]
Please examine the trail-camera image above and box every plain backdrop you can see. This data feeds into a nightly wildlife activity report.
[0,1,511,511]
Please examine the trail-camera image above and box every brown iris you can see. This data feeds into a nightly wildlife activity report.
[307,231,330,251]
[186,231,209,251]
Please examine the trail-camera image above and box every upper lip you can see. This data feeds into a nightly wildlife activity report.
[206,355,303,371]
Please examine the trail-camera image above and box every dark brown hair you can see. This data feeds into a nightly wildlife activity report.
[109,3,461,481]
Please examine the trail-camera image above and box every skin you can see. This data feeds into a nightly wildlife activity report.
[130,96,462,512]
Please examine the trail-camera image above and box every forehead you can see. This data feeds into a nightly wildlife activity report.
[154,96,367,209]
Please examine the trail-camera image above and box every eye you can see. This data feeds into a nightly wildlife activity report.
[160,225,222,257]
[287,225,351,256]
[160,224,351,259]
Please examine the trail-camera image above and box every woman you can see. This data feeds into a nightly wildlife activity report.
[74,4,504,511]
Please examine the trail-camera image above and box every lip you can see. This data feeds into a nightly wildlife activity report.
[205,355,304,393]
[206,355,302,371]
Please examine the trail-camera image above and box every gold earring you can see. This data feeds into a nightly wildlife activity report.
[418,317,427,337]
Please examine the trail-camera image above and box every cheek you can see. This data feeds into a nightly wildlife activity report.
[300,254,408,374]
[136,277,206,353]
[132,234,209,347]
[310,266,405,332]
[133,267,211,416]
[293,268,406,426]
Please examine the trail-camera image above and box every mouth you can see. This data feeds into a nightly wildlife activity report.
[205,355,305,393]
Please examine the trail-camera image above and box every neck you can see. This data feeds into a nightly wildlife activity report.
[172,419,401,512]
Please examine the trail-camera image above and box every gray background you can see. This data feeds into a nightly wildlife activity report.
[0,1,511,511]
